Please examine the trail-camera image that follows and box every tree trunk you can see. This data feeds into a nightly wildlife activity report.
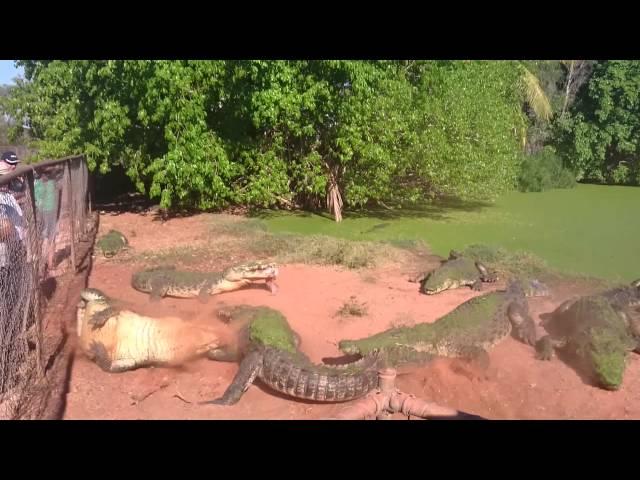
[561,60,575,118]
[326,180,343,222]
[325,164,343,223]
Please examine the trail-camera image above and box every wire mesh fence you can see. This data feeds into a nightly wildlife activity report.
[0,154,92,418]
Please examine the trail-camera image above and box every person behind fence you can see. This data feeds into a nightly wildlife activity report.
[0,181,27,323]
[34,169,61,272]
[0,151,26,202]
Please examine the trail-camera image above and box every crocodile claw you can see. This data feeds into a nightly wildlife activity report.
[266,279,278,295]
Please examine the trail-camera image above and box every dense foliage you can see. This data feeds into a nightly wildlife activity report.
[517,146,576,192]
[555,61,640,185]
[1,60,592,220]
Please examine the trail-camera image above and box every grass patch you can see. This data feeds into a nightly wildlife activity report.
[389,312,415,329]
[335,296,368,319]
[208,216,406,269]
[132,245,212,266]
[258,184,640,283]
[210,216,269,236]
[457,243,615,290]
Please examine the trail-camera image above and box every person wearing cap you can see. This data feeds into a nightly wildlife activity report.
[0,181,27,324]
[0,150,26,200]
[0,153,26,242]
[1,151,19,168]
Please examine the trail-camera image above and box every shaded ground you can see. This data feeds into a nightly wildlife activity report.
[62,211,640,420]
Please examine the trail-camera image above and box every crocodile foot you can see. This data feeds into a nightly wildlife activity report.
[266,278,278,295]
[535,336,555,360]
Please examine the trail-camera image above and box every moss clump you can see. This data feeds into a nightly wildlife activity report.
[97,230,128,257]
[587,329,628,390]
[245,307,298,354]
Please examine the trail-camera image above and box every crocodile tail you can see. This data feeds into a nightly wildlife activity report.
[260,348,379,402]
[200,348,263,405]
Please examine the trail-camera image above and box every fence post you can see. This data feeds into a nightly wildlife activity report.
[66,160,77,272]
[23,170,44,379]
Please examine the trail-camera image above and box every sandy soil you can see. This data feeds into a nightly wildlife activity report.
[61,211,640,420]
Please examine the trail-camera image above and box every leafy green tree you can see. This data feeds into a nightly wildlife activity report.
[555,61,640,184]
[3,60,536,221]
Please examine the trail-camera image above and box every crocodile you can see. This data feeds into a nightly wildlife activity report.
[96,230,128,258]
[200,305,381,405]
[76,288,222,372]
[535,279,640,390]
[339,278,550,369]
[416,250,499,295]
[131,261,279,302]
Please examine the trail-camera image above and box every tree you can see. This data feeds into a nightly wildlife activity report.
[400,61,526,201]
[4,60,531,221]
[517,63,553,123]
[554,61,640,184]
[559,60,595,118]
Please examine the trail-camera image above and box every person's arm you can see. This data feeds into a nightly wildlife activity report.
[10,176,26,194]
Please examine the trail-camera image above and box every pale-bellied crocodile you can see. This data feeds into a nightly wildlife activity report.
[76,288,222,372]
[131,261,279,302]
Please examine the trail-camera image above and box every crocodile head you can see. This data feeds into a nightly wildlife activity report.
[80,288,110,304]
[507,278,551,298]
[222,261,279,293]
[77,288,111,337]
[629,278,640,307]
[579,297,637,390]
[420,257,497,295]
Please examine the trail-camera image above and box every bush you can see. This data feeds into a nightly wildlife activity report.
[517,147,576,192]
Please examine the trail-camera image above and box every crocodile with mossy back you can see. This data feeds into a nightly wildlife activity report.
[339,278,550,369]
[200,305,382,405]
[415,250,499,295]
[535,279,640,390]
[76,288,222,372]
[96,230,128,258]
[131,261,279,302]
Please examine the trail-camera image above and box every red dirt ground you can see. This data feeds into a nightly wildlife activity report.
[61,211,640,420]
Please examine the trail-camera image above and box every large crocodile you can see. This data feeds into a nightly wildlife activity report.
[416,250,499,295]
[535,279,640,390]
[200,305,381,405]
[339,278,550,369]
[131,261,279,302]
[76,288,222,372]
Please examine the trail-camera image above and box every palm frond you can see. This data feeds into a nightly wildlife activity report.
[518,65,553,122]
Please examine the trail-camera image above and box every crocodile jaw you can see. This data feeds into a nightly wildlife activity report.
[424,279,459,295]
[210,279,246,294]
[225,265,279,282]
